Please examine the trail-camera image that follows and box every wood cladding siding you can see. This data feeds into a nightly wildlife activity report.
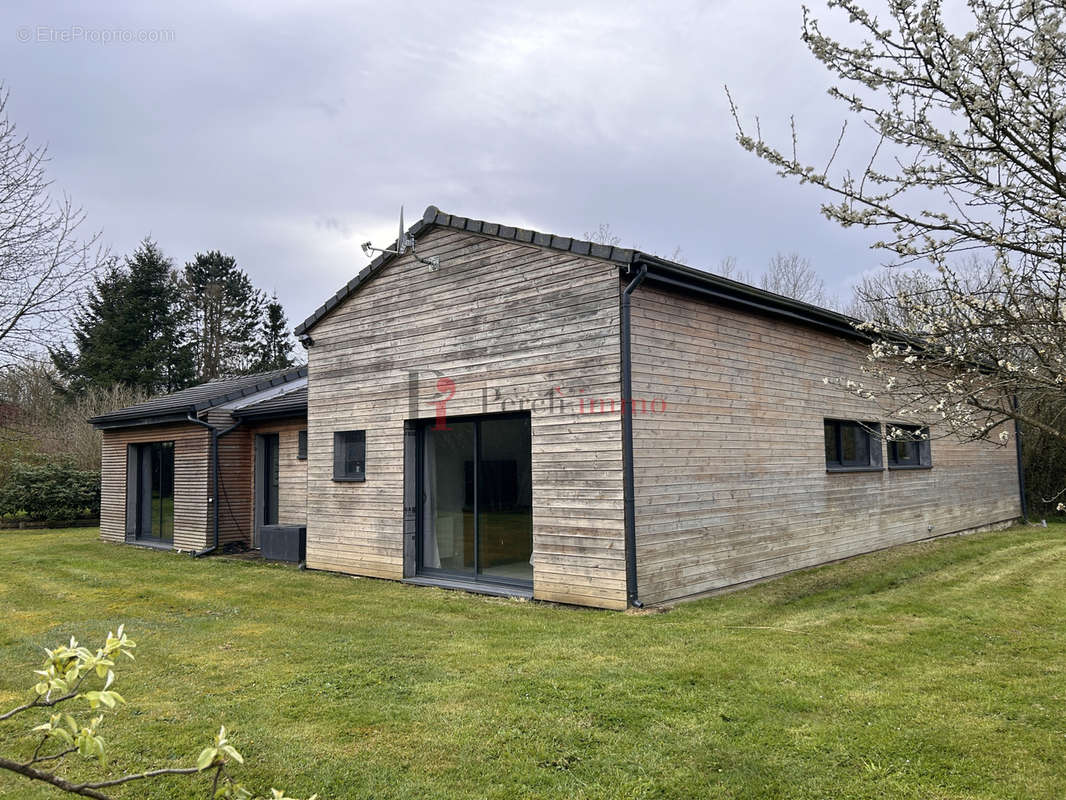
[208,411,308,547]
[306,229,627,609]
[629,285,1022,606]
[99,423,211,551]
[248,419,308,528]
[208,408,252,547]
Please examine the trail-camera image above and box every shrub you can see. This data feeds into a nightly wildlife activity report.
[0,459,100,522]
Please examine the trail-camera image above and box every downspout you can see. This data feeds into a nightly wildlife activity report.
[620,263,648,608]
[1011,395,1028,522]
[185,414,244,557]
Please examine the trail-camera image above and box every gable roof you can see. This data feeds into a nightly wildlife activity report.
[88,366,308,429]
[230,384,308,422]
[295,205,867,342]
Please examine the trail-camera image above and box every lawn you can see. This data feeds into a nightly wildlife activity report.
[1,525,1065,799]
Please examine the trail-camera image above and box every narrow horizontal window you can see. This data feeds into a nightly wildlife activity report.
[887,424,931,469]
[824,419,882,471]
[333,430,366,481]
[297,429,308,460]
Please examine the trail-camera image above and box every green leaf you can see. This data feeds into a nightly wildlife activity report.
[197,746,219,771]
[221,744,244,764]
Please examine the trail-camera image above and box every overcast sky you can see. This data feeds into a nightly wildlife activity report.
[1,0,891,325]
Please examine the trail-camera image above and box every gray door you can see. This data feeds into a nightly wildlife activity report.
[254,433,280,547]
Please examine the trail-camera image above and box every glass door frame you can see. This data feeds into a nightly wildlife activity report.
[414,411,533,589]
[254,432,281,548]
[131,441,174,544]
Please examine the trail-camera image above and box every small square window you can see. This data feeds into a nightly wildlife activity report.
[297,429,308,460]
[887,424,931,469]
[824,419,882,471]
[333,430,365,481]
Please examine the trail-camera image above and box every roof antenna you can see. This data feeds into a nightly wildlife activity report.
[360,206,440,271]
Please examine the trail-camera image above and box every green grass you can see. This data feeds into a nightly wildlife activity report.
[1,525,1065,799]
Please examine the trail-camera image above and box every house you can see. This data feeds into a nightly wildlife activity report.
[92,206,1023,609]
[89,368,308,553]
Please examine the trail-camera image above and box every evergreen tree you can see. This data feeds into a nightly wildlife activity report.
[51,264,128,394]
[252,294,296,372]
[52,239,192,394]
[181,251,265,380]
[126,239,195,390]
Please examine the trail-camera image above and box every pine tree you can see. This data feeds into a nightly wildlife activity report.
[181,251,265,380]
[252,294,296,373]
[125,239,195,391]
[51,264,128,394]
[52,239,192,394]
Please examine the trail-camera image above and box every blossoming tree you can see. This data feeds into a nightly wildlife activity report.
[727,0,1066,452]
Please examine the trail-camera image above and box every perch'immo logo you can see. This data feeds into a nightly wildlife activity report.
[433,377,456,430]
[408,369,453,426]
[409,369,667,427]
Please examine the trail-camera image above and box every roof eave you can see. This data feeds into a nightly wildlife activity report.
[293,204,868,343]
[231,407,308,423]
[88,366,309,427]
[89,410,198,431]
[633,254,869,342]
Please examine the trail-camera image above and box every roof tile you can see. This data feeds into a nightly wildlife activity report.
[89,366,308,428]
[294,204,864,343]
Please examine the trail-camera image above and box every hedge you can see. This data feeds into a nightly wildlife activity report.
[0,460,100,522]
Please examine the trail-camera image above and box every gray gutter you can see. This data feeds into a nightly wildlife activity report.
[636,254,867,341]
[90,411,196,430]
[231,409,307,423]
[1012,395,1028,521]
[620,265,648,608]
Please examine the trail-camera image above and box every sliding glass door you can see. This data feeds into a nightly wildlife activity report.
[418,414,532,585]
[130,441,174,543]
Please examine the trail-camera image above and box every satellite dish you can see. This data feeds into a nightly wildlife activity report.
[360,205,440,271]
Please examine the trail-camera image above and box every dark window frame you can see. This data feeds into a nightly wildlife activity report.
[887,424,932,470]
[127,440,175,544]
[258,433,280,526]
[332,430,366,482]
[414,411,533,589]
[824,419,883,472]
[297,429,308,460]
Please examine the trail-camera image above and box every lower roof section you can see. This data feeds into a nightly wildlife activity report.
[89,367,307,430]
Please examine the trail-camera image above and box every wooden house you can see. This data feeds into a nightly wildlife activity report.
[93,207,1023,609]
[90,368,308,554]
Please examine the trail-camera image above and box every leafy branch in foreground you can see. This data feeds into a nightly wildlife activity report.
[0,627,316,799]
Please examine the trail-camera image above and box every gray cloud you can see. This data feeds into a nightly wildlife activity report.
[0,0,890,325]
